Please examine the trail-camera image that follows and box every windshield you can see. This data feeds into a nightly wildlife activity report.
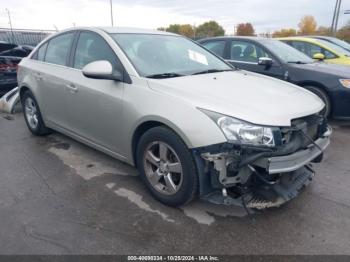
[328,37,350,50]
[261,39,313,63]
[314,39,350,56]
[110,33,232,77]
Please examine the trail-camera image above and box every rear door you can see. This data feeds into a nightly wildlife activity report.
[38,32,76,127]
[62,30,126,154]
[226,40,285,79]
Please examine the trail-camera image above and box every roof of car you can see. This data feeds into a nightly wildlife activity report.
[198,36,270,42]
[62,26,177,36]
[276,36,322,42]
[306,36,334,39]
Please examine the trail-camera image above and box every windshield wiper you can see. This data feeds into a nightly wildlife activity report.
[146,73,185,79]
[192,69,234,75]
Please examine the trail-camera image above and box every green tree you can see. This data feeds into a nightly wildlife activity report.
[195,21,225,38]
[298,15,317,35]
[165,24,181,34]
[235,23,255,36]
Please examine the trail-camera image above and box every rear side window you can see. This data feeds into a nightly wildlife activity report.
[45,33,75,66]
[229,40,270,62]
[202,40,226,57]
[36,43,48,61]
[73,31,121,70]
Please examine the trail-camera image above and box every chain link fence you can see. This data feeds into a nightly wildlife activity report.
[0,28,55,46]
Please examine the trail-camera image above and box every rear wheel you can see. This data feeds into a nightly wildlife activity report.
[304,86,331,118]
[22,90,51,136]
[136,126,198,206]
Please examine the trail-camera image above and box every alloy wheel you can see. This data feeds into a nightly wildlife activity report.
[24,97,39,130]
[143,141,183,195]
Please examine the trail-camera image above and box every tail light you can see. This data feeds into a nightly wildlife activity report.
[0,62,18,72]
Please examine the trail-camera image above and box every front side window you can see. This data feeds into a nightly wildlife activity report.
[74,31,121,70]
[202,40,226,57]
[229,41,269,63]
[45,32,75,66]
[110,33,232,77]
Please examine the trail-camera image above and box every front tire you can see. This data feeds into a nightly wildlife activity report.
[136,126,198,206]
[21,90,51,136]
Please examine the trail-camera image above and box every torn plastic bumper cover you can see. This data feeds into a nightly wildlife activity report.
[194,116,332,209]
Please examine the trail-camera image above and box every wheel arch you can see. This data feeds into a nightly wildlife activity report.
[297,81,333,116]
[297,81,331,99]
[131,119,192,167]
[19,85,31,101]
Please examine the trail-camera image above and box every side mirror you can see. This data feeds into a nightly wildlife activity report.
[313,53,325,60]
[258,57,273,67]
[82,60,122,81]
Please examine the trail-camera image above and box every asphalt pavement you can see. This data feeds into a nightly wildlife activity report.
[0,112,350,255]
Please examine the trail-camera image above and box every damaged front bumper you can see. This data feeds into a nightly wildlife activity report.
[254,130,331,174]
[194,116,332,210]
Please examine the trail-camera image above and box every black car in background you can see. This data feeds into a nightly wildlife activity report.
[0,42,33,96]
[198,37,350,119]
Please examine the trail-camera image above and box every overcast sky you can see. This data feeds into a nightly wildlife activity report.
[1,0,350,34]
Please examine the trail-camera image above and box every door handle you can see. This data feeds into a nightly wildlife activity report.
[66,83,78,93]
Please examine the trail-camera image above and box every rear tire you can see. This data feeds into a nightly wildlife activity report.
[136,126,198,206]
[21,90,51,136]
[304,86,331,118]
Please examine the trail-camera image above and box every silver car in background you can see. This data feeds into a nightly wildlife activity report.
[17,27,331,209]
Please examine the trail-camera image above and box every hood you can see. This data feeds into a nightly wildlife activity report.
[147,70,324,127]
[289,62,350,77]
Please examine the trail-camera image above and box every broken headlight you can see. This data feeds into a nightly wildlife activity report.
[200,109,279,147]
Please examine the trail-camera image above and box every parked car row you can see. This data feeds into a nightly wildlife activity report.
[17,27,332,210]
[199,36,350,119]
[0,42,33,96]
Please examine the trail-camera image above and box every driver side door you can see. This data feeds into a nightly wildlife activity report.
[62,31,127,155]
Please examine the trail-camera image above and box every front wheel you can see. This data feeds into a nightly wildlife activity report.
[136,126,198,206]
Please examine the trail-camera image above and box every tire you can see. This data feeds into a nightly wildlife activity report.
[21,90,51,136]
[304,86,331,118]
[136,126,198,206]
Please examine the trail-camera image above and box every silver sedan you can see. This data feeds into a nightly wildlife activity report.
[17,27,330,208]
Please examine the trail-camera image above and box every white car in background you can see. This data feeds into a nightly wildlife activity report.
[17,27,331,209]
